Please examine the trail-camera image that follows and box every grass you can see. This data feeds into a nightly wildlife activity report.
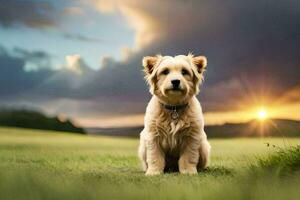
[254,145,300,176]
[0,127,299,200]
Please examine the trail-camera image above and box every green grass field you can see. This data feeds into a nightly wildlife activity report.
[0,127,299,200]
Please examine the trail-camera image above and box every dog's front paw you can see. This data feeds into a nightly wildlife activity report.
[180,167,198,175]
[145,169,162,176]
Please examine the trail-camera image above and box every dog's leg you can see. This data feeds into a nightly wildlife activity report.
[179,137,200,174]
[198,137,211,169]
[145,136,165,176]
[138,131,147,171]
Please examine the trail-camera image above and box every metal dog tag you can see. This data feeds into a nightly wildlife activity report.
[171,110,179,120]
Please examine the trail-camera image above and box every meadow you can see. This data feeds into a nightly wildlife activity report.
[0,127,299,200]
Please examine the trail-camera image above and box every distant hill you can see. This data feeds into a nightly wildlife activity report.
[0,109,85,134]
[205,119,300,138]
[86,119,300,138]
[86,126,143,137]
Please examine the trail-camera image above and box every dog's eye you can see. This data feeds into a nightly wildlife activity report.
[162,69,169,75]
[182,69,189,75]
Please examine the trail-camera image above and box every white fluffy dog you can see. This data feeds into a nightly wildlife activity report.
[138,54,211,175]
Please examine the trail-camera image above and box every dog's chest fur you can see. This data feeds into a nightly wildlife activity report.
[155,115,191,156]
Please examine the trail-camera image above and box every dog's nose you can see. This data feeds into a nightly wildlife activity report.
[171,79,180,88]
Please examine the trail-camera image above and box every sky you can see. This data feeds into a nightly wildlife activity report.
[0,0,299,127]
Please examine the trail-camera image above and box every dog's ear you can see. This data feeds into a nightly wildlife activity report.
[143,55,161,94]
[189,55,207,94]
[193,55,207,74]
[143,56,159,75]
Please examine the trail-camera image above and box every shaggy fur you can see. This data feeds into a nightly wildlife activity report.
[139,54,211,175]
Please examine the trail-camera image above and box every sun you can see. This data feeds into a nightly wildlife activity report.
[256,108,268,120]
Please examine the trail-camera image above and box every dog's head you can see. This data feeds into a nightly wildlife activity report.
[143,54,207,105]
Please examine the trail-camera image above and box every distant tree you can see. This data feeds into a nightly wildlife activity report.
[0,109,85,134]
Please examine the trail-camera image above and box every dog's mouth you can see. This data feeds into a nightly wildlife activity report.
[170,88,182,91]
[165,87,185,94]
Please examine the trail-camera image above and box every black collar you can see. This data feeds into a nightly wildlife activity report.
[161,103,188,111]
[161,103,188,120]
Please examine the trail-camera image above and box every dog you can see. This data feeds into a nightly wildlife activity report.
[138,53,211,175]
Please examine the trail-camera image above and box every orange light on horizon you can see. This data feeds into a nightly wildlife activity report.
[74,101,300,128]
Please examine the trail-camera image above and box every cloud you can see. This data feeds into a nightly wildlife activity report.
[13,47,52,71]
[0,46,95,101]
[91,0,162,48]
[0,49,53,98]
[0,1,102,44]
[64,54,93,75]
[65,54,83,74]
[62,32,102,43]
[0,0,58,28]
[0,45,148,118]
[0,0,300,122]
[13,48,51,59]
[29,53,95,93]
[87,0,300,111]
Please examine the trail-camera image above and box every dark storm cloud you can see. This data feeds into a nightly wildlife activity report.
[0,43,148,114]
[0,0,58,28]
[84,0,300,111]
[0,46,93,101]
[13,47,52,69]
[0,50,53,97]
[13,47,51,60]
